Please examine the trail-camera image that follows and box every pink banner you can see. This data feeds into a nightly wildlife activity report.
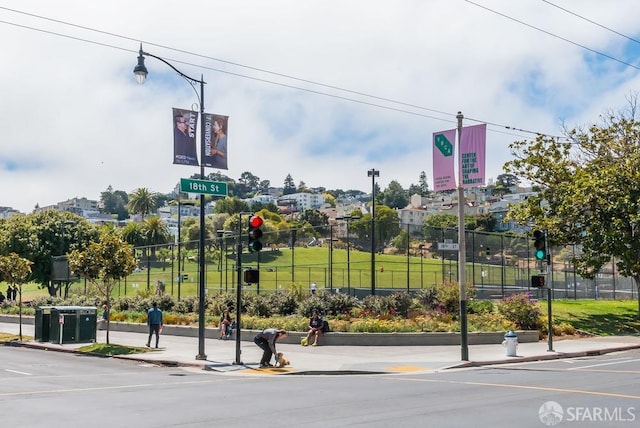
[459,123,486,188]
[432,129,456,191]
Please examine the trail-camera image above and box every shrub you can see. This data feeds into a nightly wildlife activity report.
[271,291,298,316]
[467,299,494,314]
[324,292,358,316]
[497,293,543,330]
[246,295,273,317]
[297,295,328,318]
[415,285,439,309]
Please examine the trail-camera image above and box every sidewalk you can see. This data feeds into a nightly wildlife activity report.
[2,321,639,375]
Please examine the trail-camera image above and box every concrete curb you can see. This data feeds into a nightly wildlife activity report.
[0,314,538,346]
[448,343,640,369]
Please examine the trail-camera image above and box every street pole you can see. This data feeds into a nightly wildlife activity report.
[177,201,182,301]
[368,168,379,296]
[406,222,410,292]
[329,224,334,292]
[134,44,207,360]
[456,111,469,361]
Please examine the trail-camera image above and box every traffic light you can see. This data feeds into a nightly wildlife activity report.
[533,229,546,261]
[244,268,259,284]
[531,274,545,288]
[248,215,264,252]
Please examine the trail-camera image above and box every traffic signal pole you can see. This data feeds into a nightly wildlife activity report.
[545,229,554,352]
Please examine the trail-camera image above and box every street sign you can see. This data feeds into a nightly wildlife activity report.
[438,242,459,251]
[180,178,228,196]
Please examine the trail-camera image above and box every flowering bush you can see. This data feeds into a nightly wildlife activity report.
[497,293,543,331]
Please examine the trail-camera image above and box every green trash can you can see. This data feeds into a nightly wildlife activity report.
[78,308,97,343]
[49,306,97,344]
[34,306,53,342]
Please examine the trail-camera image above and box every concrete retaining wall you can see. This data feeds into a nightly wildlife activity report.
[0,314,539,346]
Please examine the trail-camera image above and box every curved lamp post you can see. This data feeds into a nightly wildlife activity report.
[134,44,207,361]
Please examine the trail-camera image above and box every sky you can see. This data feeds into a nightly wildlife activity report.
[2,0,640,214]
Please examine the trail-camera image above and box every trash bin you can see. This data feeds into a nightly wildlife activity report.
[78,308,97,343]
[503,330,518,357]
[34,306,53,342]
[48,306,97,344]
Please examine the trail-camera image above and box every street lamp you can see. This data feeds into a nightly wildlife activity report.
[134,44,208,361]
[367,168,379,295]
[336,214,360,296]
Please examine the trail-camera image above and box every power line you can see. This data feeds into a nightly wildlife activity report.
[464,0,640,71]
[0,5,566,141]
[541,0,640,46]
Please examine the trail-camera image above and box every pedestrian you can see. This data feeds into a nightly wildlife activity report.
[146,302,163,348]
[301,311,323,347]
[98,304,109,330]
[0,290,5,304]
[10,285,17,301]
[253,328,287,368]
[219,309,233,340]
[5,286,11,302]
[310,282,317,295]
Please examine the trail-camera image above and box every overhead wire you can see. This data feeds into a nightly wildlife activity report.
[541,0,640,46]
[464,0,640,71]
[0,4,607,143]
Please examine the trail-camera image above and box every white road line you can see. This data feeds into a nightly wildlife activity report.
[5,369,33,376]
[568,357,640,370]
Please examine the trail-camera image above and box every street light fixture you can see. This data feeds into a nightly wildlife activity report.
[367,168,379,295]
[134,44,208,361]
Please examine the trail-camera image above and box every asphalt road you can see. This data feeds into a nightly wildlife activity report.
[1,346,639,427]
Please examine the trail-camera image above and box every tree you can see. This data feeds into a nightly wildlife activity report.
[383,180,409,209]
[258,180,271,194]
[127,188,157,220]
[0,253,32,339]
[496,173,520,188]
[504,100,640,318]
[283,174,296,195]
[213,196,250,215]
[100,186,129,220]
[68,229,136,344]
[142,216,171,258]
[298,209,329,235]
[0,211,97,297]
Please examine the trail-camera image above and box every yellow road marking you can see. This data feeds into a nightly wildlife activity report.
[386,366,430,372]
[392,377,640,400]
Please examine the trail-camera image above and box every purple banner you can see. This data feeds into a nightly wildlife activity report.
[172,108,199,166]
[459,123,486,188]
[433,129,456,191]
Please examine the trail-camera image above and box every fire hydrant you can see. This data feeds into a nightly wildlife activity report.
[503,330,518,357]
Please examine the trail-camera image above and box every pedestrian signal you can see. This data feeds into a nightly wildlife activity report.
[244,268,259,284]
[531,275,545,288]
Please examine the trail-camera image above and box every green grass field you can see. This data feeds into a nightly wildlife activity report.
[543,300,640,336]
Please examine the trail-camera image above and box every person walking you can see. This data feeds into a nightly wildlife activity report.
[146,302,163,348]
[253,328,287,368]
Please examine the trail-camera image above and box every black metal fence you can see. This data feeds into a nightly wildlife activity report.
[121,226,637,301]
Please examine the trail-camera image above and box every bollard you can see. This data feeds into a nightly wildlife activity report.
[503,330,518,357]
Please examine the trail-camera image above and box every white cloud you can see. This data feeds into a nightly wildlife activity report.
[2,0,640,213]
